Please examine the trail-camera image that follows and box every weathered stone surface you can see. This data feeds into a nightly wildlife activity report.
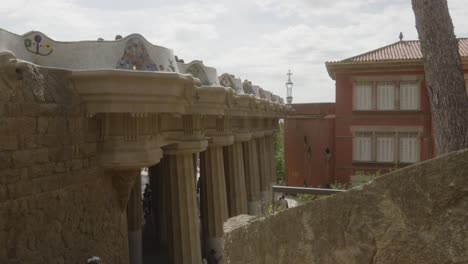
[0,135,18,150]
[224,149,468,264]
[0,68,129,264]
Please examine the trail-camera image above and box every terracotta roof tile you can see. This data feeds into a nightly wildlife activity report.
[336,39,468,63]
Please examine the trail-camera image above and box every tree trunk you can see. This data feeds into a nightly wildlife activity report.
[412,0,468,155]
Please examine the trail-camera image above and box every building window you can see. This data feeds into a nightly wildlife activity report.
[352,130,420,163]
[377,82,395,110]
[353,132,372,161]
[376,132,394,162]
[399,133,419,163]
[353,79,421,111]
[400,81,419,110]
[353,82,372,110]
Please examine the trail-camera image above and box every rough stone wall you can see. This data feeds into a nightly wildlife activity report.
[0,66,128,263]
[224,149,468,264]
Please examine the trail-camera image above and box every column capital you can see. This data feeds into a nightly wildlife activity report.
[209,134,234,147]
[163,140,208,155]
[233,132,252,142]
[263,130,276,136]
[100,142,163,170]
[252,131,265,138]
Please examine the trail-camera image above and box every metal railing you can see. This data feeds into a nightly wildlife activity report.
[272,185,346,213]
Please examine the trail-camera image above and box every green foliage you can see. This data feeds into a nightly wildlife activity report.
[296,194,318,204]
[329,182,352,190]
[351,170,382,187]
[275,121,285,185]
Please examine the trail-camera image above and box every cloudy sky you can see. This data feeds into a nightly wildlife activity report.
[1,0,467,103]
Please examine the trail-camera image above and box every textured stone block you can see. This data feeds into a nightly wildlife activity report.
[34,148,49,164]
[19,117,36,134]
[12,150,34,167]
[39,134,60,147]
[7,180,33,199]
[0,152,12,170]
[33,175,59,193]
[28,164,53,179]
[0,184,7,203]
[22,134,39,149]
[81,143,97,156]
[36,117,49,134]
[0,168,21,184]
[71,159,82,171]
[0,136,18,150]
[224,149,468,264]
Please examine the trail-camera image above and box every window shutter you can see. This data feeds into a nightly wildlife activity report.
[354,82,372,110]
[400,82,419,110]
[399,133,419,163]
[353,133,372,161]
[377,82,395,110]
[376,133,394,162]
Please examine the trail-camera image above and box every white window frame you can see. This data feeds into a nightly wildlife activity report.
[351,127,421,164]
[399,133,420,163]
[377,82,395,110]
[353,82,372,111]
[353,132,372,162]
[376,132,395,162]
[400,81,420,110]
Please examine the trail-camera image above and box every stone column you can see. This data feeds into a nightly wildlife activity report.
[257,136,270,210]
[163,142,206,264]
[223,141,248,217]
[149,163,168,251]
[127,174,143,264]
[200,143,229,259]
[268,134,277,186]
[243,140,261,215]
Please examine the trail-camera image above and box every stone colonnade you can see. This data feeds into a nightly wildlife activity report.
[140,132,280,263]
[67,62,289,264]
[0,37,290,264]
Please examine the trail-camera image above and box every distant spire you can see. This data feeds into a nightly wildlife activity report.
[399,32,404,41]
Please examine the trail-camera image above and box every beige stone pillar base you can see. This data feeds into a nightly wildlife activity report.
[128,229,142,264]
[205,237,224,262]
[247,201,262,216]
[243,140,261,216]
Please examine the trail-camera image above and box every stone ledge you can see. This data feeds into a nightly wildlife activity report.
[223,149,468,264]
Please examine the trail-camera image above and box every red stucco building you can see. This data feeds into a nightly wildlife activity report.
[285,39,468,186]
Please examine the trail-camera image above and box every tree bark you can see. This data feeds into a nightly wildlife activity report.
[412,0,468,155]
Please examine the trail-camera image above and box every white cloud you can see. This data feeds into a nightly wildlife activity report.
[0,0,466,103]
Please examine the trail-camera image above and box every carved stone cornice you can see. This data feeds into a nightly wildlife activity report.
[190,86,234,116]
[0,51,291,173]
[70,70,201,116]
[163,140,209,155]
[209,135,235,147]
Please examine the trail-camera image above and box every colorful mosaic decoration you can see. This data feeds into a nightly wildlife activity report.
[116,37,158,71]
[24,34,53,56]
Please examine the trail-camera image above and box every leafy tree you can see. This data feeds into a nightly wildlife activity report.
[274,121,285,184]
[412,0,468,155]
